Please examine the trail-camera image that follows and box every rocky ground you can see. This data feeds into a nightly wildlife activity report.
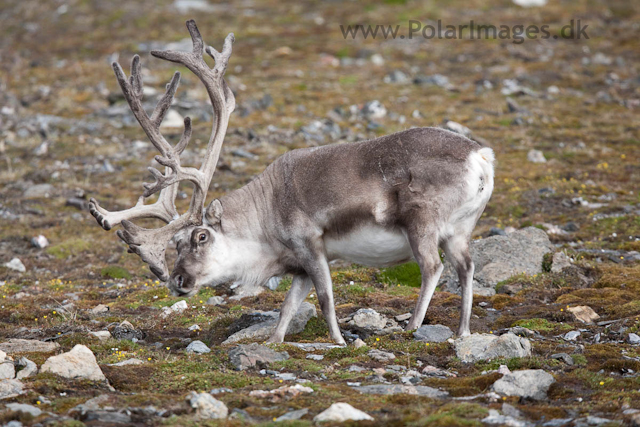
[1,0,640,425]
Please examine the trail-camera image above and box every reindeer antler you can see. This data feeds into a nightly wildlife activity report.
[89,20,235,281]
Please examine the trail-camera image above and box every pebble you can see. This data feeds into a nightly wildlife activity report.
[3,258,26,273]
[186,340,211,354]
[314,402,374,422]
[564,330,581,341]
[31,235,49,248]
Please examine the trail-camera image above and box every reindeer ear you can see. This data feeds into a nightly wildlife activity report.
[205,199,223,229]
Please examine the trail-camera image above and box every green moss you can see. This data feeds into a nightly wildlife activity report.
[46,238,92,259]
[101,266,132,280]
[513,318,572,332]
[381,262,422,288]
[542,252,553,273]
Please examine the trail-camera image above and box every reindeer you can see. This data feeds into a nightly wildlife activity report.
[89,20,495,345]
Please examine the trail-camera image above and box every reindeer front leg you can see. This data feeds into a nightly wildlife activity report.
[306,258,346,345]
[267,274,313,343]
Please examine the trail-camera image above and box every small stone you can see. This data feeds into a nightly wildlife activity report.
[206,296,225,306]
[109,320,144,341]
[162,300,188,317]
[368,349,395,362]
[306,354,324,361]
[567,306,599,324]
[5,403,42,417]
[454,333,532,363]
[23,183,54,198]
[627,333,640,345]
[15,357,38,379]
[249,384,312,402]
[370,54,384,66]
[361,100,386,119]
[562,222,580,232]
[3,258,26,273]
[41,344,106,381]
[275,408,309,422]
[0,339,59,354]
[186,340,211,354]
[108,358,144,366]
[564,330,581,341]
[491,369,555,400]
[443,120,472,137]
[413,324,454,343]
[551,353,574,365]
[159,109,185,129]
[348,308,387,330]
[527,149,546,163]
[187,391,228,420]
[551,252,573,273]
[314,402,374,422]
[228,343,289,370]
[31,235,49,249]
[354,384,448,398]
[395,313,412,322]
[489,227,507,236]
[482,409,525,427]
[352,338,367,349]
[90,304,109,314]
[188,324,201,331]
[89,331,111,341]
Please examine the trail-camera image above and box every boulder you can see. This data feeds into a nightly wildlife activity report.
[223,302,316,344]
[492,369,555,400]
[276,408,309,422]
[187,391,228,420]
[228,343,289,370]
[314,402,374,422]
[551,252,572,273]
[0,339,59,354]
[3,258,26,273]
[454,333,532,363]
[440,227,553,296]
[567,306,599,325]
[41,344,106,381]
[413,325,454,343]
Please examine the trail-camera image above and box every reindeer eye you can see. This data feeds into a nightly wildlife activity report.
[198,233,207,242]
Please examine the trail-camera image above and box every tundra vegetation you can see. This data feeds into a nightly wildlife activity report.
[0,0,639,425]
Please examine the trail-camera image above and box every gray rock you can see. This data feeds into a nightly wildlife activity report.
[314,402,373,422]
[482,409,527,427]
[361,100,386,119]
[23,183,54,198]
[454,333,532,363]
[228,343,289,370]
[275,408,309,422]
[550,353,573,365]
[206,296,225,306]
[383,70,410,84]
[527,149,547,163]
[30,235,49,249]
[0,379,25,399]
[186,340,211,354]
[440,227,553,296]
[89,331,111,341]
[108,358,144,366]
[265,276,281,290]
[349,308,388,330]
[492,369,555,400]
[354,384,448,398]
[443,120,472,137]
[0,339,60,354]
[109,320,145,341]
[223,302,316,344]
[627,333,640,345]
[41,344,106,381]
[306,354,324,361]
[187,391,228,420]
[551,252,572,273]
[368,349,395,362]
[3,258,26,273]
[0,360,15,379]
[5,403,42,417]
[414,324,454,343]
[84,411,132,424]
[16,357,38,379]
[564,330,581,341]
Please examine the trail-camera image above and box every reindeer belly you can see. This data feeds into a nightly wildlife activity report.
[324,225,414,267]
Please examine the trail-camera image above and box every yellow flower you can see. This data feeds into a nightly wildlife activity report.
[53,311,56,314]
[166,347,170,350]
[36,401,41,405]
[599,381,604,386]
[376,338,380,341]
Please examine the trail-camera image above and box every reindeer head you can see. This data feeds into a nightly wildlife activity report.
[89,20,235,295]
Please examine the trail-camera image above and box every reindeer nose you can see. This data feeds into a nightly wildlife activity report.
[176,275,184,288]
